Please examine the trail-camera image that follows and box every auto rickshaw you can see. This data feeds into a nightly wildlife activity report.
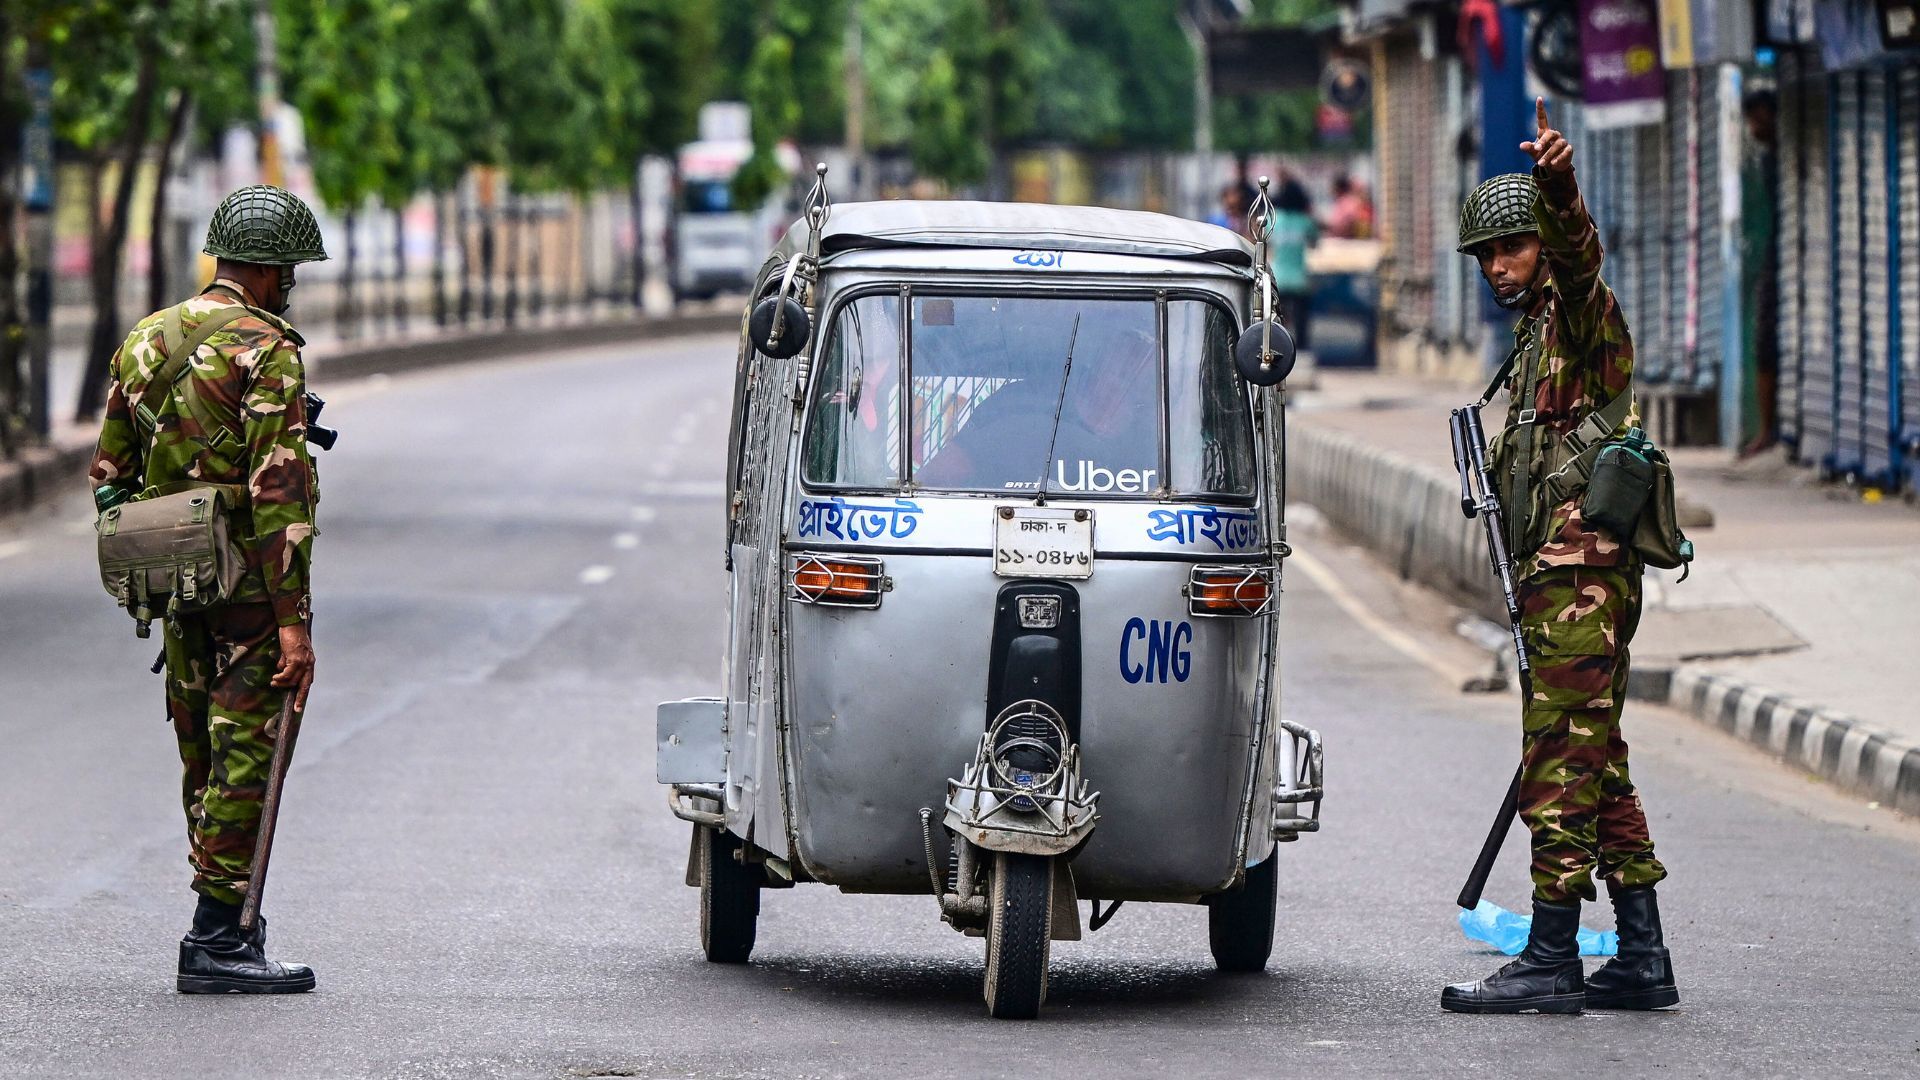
[657,168,1324,1018]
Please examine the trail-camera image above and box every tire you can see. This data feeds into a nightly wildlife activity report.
[983,852,1053,1019]
[698,825,760,964]
[1208,847,1278,973]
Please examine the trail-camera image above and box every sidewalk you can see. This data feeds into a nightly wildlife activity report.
[1290,368,1920,816]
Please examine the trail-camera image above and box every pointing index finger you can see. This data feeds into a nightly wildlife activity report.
[1536,97,1550,134]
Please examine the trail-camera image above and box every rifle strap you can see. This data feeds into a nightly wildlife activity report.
[1475,333,1526,409]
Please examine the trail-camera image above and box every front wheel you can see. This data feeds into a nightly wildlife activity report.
[983,852,1053,1019]
[1208,846,1278,973]
[698,825,760,964]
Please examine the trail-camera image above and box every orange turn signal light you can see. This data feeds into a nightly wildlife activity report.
[1188,566,1273,617]
[789,554,885,608]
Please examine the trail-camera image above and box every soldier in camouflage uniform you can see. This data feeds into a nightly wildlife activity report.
[1441,102,1679,1014]
[90,186,326,994]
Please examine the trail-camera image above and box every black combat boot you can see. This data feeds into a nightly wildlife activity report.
[1441,899,1585,1014]
[1585,885,1679,1009]
[177,895,316,994]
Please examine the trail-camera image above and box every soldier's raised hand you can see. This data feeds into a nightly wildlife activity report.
[1520,97,1574,175]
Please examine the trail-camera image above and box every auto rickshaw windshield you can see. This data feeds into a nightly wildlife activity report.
[801,293,1255,498]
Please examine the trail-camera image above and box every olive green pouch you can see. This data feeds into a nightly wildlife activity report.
[1583,431,1656,539]
[97,483,249,636]
[1580,426,1694,575]
[1628,443,1694,574]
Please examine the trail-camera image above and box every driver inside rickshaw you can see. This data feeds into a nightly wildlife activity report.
[915,323,1161,493]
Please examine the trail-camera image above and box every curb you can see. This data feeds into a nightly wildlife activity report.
[0,311,740,524]
[0,435,96,521]
[1288,413,1915,816]
[1671,667,1920,816]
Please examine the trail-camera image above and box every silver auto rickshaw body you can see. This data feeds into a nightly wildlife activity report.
[659,191,1323,1017]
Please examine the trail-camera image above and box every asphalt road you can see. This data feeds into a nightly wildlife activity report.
[1,334,1916,1079]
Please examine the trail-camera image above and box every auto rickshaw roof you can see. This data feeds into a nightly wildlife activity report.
[777,200,1255,268]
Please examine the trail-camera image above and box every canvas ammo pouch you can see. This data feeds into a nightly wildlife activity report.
[97,482,249,635]
[96,303,254,637]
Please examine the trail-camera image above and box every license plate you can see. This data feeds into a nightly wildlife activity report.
[994,507,1094,578]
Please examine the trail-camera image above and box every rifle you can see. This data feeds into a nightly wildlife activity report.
[1448,394,1532,911]
[239,691,302,932]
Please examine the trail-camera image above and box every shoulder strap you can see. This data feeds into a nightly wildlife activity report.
[1543,386,1639,502]
[133,304,252,438]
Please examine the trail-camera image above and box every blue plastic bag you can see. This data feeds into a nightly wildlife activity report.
[1457,899,1618,957]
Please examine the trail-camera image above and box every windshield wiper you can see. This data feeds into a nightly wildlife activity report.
[1033,313,1081,502]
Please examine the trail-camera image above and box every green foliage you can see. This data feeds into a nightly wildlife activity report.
[731,0,846,207]
[277,0,716,205]
[907,50,986,185]
[276,0,406,209]
[859,0,1199,181]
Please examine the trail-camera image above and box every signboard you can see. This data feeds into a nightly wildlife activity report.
[1580,0,1667,129]
[1209,27,1323,96]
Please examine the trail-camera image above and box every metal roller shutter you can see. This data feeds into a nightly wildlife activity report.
[1766,50,1797,443]
[1411,48,1437,333]
[1776,52,1805,448]
[1640,119,1673,382]
[1436,57,1470,346]
[1898,67,1919,490]
[1695,69,1726,392]
[1797,72,1837,470]
[1834,71,1866,476]
[1862,69,1896,486]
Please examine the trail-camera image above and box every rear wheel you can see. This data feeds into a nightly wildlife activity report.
[983,852,1053,1019]
[1208,846,1278,973]
[698,825,760,964]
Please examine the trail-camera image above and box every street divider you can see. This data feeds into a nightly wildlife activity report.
[0,310,744,523]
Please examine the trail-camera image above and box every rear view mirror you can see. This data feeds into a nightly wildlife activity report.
[750,295,811,359]
[1235,320,1295,386]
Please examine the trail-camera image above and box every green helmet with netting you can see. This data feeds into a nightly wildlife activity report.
[203,185,329,265]
[1456,173,1539,254]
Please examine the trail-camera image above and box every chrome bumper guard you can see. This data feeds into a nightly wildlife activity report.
[942,704,1099,858]
[668,783,725,828]
[1272,719,1324,840]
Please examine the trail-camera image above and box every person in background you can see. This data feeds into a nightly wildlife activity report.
[1738,89,1780,460]
[1268,173,1319,353]
[1206,183,1249,235]
[1328,174,1376,239]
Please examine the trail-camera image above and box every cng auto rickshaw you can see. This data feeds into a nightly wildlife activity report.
[657,169,1325,1019]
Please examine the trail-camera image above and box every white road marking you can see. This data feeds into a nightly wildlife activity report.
[1289,547,1474,686]
[578,565,616,585]
[629,505,659,523]
[612,532,639,550]
[0,540,28,561]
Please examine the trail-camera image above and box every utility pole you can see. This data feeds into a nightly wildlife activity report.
[22,31,55,441]
[844,0,866,199]
[1179,5,1213,160]
[255,0,283,187]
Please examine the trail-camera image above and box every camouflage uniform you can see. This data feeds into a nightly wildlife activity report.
[1504,166,1667,904]
[89,281,318,906]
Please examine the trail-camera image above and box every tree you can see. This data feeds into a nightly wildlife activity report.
[54,0,170,420]
[729,0,846,208]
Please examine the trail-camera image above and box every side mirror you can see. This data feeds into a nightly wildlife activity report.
[1234,320,1296,386]
[749,294,811,359]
